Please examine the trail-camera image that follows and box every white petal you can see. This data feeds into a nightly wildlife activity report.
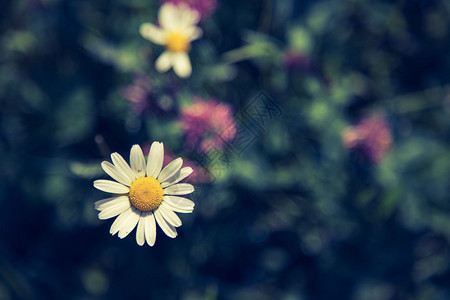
[111,152,136,182]
[172,52,192,78]
[130,145,146,178]
[161,167,193,188]
[144,211,157,246]
[146,142,164,178]
[154,208,177,238]
[95,196,116,210]
[159,3,179,30]
[155,51,173,73]
[118,207,140,239]
[94,180,129,194]
[139,23,166,45]
[158,158,183,183]
[164,203,193,214]
[164,183,194,195]
[98,199,131,220]
[180,8,200,28]
[110,207,132,235]
[163,196,194,214]
[101,161,133,186]
[163,195,195,210]
[136,215,145,246]
[186,26,202,41]
[95,195,129,210]
[159,202,182,227]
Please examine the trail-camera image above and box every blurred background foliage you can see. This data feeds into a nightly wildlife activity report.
[1,0,450,299]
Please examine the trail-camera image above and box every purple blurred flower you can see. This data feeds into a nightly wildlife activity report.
[282,49,313,71]
[121,73,174,114]
[121,73,152,114]
[342,115,393,163]
[181,98,236,153]
[161,0,218,20]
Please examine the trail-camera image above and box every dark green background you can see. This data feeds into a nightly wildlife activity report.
[1,0,449,299]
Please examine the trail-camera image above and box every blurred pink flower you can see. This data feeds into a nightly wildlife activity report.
[181,98,236,152]
[282,49,313,71]
[161,0,218,19]
[121,73,152,114]
[122,73,174,114]
[342,115,393,163]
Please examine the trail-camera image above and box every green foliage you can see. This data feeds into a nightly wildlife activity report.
[1,0,449,299]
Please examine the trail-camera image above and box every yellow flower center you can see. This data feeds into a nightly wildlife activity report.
[129,177,164,212]
[166,31,191,52]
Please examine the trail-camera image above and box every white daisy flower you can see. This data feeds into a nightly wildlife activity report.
[93,142,195,246]
[139,3,202,78]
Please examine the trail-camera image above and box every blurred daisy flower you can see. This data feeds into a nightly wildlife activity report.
[93,142,195,246]
[140,3,202,78]
[342,115,393,163]
[162,0,218,20]
[181,98,236,152]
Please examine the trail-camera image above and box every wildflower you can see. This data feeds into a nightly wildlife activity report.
[282,49,312,71]
[94,142,195,246]
[180,98,236,152]
[121,73,152,114]
[140,3,202,78]
[342,115,393,163]
[162,0,218,19]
